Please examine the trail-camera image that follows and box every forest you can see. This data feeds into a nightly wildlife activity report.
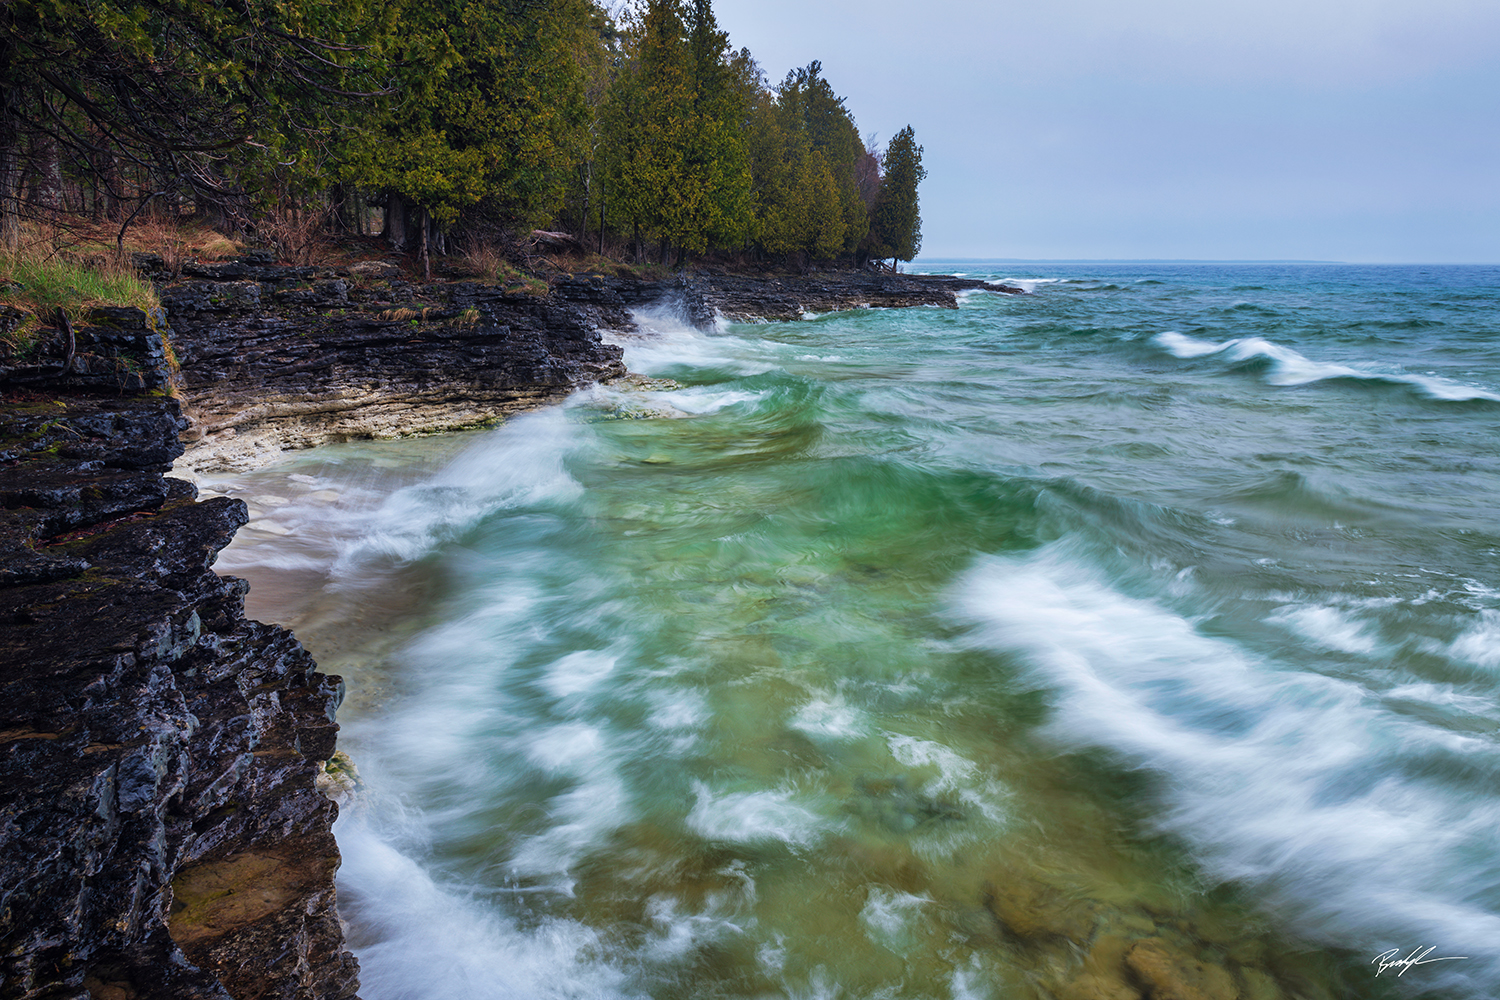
[0,0,926,274]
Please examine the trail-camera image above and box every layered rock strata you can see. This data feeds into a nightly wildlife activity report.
[0,310,357,998]
[157,260,629,474]
[154,260,1013,474]
[691,269,1018,322]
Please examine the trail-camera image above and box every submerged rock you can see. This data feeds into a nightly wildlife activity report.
[1124,939,1240,1000]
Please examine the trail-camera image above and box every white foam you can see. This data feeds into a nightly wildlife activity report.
[328,409,583,574]
[887,735,978,791]
[790,696,866,739]
[1447,610,1500,670]
[647,688,709,732]
[541,650,619,700]
[1152,331,1500,401]
[510,725,631,876]
[886,734,1011,828]
[1266,604,1382,655]
[686,782,829,847]
[996,277,1059,293]
[620,307,778,376]
[656,386,765,415]
[1383,682,1500,718]
[952,543,1500,988]
[859,887,932,953]
[335,817,632,1000]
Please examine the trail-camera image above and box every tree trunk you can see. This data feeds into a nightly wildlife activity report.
[383,194,410,251]
[94,151,122,222]
[598,179,605,256]
[0,137,22,251]
[30,135,63,215]
[580,160,591,246]
[419,206,431,281]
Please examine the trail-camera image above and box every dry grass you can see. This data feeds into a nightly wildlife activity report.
[124,217,239,275]
[457,237,508,282]
[452,237,552,296]
[257,209,336,266]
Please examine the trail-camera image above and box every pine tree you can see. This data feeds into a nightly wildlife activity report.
[871,125,925,266]
[776,63,867,256]
[339,0,594,247]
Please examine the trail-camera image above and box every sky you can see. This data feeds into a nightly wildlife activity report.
[708,0,1500,261]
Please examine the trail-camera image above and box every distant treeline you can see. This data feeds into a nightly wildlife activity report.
[0,0,924,268]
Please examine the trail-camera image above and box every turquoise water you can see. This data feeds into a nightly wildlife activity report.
[208,263,1500,999]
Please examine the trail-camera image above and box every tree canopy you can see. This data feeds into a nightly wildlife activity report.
[0,0,927,268]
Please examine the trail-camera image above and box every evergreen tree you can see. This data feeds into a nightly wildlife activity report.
[775,63,867,255]
[597,0,688,260]
[339,0,594,248]
[871,125,925,265]
[679,0,752,253]
[0,0,387,246]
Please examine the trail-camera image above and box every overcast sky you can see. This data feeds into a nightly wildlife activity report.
[710,0,1500,261]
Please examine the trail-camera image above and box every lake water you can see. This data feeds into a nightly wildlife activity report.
[204,262,1500,1000]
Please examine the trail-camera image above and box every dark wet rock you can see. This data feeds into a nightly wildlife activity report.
[159,262,629,473]
[1,376,358,997]
[0,306,173,392]
[683,270,1021,321]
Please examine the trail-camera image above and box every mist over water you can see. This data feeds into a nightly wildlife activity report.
[209,263,1500,999]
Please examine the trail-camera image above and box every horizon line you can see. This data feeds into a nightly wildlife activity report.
[917,257,1346,264]
[916,257,1500,265]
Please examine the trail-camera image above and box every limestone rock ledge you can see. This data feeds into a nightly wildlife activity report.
[0,321,358,997]
[159,262,629,475]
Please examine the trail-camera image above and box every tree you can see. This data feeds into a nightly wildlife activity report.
[0,0,388,247]
[340,0,595,260]
[870,125,925,266]
[678,0,752,253]
[775,62,867,255]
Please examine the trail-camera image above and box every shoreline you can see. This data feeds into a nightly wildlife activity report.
[0,259,1014,998]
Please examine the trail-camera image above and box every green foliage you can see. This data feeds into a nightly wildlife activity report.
[1,0,928,267]
[600,0,753,260]
[338,0,593,231]
[0,0,390,242]
[871,125,926,263]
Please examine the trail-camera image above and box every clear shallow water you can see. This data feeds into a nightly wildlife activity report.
[206,263,1500,1000]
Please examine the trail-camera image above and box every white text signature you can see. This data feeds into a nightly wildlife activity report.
[1372,947,1469,977]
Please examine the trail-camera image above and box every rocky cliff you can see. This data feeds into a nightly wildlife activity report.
[0,308,358,999]
[0,263,638,998]
[154,260,1011,474]
[154,258,628,475]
